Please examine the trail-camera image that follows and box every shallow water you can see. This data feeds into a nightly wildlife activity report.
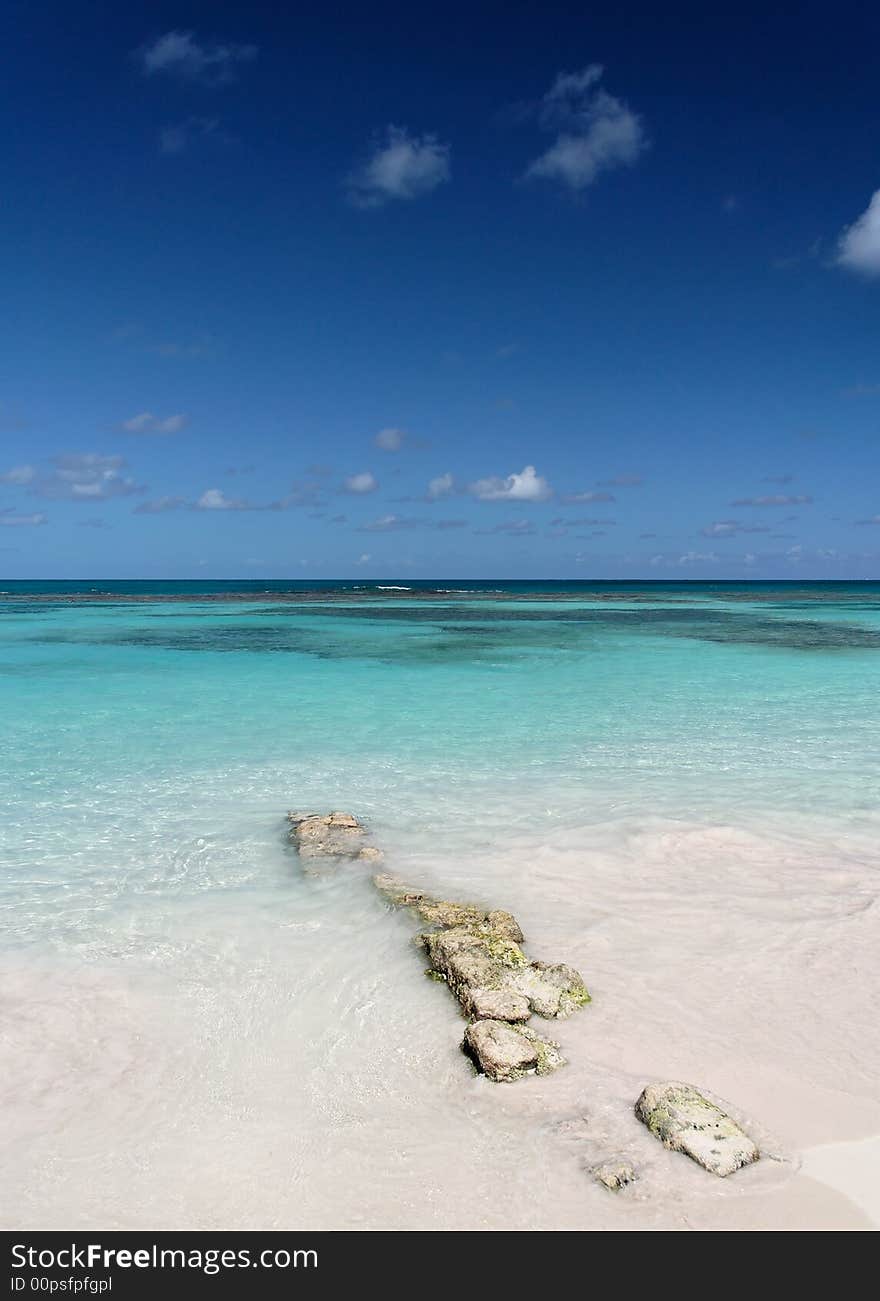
[1,583,879,1229]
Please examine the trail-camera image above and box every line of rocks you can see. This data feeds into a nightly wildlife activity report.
[373,871,587,1082]
[287,810,760,1183]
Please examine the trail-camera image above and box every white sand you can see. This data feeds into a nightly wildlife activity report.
[2,801,878,1231]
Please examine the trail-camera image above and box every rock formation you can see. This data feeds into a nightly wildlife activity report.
[463,1019,564,1083]
[289,813,763,1178]
[287,811,384,863]
[635,1081,759,1177]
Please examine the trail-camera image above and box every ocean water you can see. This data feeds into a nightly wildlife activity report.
[2,582,879,1230]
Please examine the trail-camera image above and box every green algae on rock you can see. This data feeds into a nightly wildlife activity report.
[420,924,590,1023]
[463,1019,565,1082]
[635,1081,759,1177]
[370,865,589,1082]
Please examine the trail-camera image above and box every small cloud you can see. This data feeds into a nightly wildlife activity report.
[195,488,250,511]
[0,464,35,485]
[120,411,187,435]
[342,472,378,494]
[328,514,347,525]
[374,427,407,452]
[677,551,719,565]
[524,64,647,193]
[474,518,537,536]
[559,489,614,504]
[836,189,880,277]
[699,520,771,538]
[76,518,109,529]
[0,509,47,527]
[469,464,552,502]
[357,514,418,533]
[427,472,455,500]
[856,515,880,526]
[761,473,794,484]
[494,343,519,359]
[134,496,187,515]
[35,454,145,501]
[138,31,258,86]
[347,126,450,208]
[721,194,739,213]
[731,494,813,507]
[355,553,372,566]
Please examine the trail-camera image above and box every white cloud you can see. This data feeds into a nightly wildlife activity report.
[120,411,187,435]
[469,465,552,502]
[355,553,372,566]
[195,488,248,511]
[427,472,454,500]
[677,551,718,565]
[347,126,450,208]
[525,65,647,192]
[0,464,35,485]
[139,31,257,85]
[836,189,880,276]
[560,489,615,504]
[133,497,187,515]
[0,509,46,527]
[343,472,378,494]
[357,514,417,532]
[700,520,771,537]
[374,427,406,451]
[37,454,144,501]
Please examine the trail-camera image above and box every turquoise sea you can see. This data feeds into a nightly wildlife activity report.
[2,581,879,1229]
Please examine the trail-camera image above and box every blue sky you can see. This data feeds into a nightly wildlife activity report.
[2,0,880,579]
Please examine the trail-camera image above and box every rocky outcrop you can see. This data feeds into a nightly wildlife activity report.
[287,811,384,863]
[463,1019,564,1083]
[289,814,765,1172]
[371,869,588,1081]
[420,923,590,1024]
[635,1082,759,1177]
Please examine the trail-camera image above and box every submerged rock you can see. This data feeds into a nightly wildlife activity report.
[373,876,525,941]
[356,845,384,863]
[463,1019,565,1082]
[372,872,423,905]
[635,1082,759,1177]
[287,811,383,863]
[593,1162,638,1191]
